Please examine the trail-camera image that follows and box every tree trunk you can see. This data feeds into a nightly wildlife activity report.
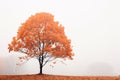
[40,63,43,74]
[38,57,43,75]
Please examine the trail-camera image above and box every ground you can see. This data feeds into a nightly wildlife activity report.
[0,74,119,80]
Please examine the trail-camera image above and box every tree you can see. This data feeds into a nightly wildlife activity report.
[8,12,74,74]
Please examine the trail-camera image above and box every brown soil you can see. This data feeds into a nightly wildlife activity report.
[0,74,119,80]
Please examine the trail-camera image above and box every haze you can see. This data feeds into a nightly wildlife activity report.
[0,0,120,76]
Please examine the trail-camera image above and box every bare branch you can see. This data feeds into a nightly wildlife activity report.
[43,56,56,67]
[42,56,52,66]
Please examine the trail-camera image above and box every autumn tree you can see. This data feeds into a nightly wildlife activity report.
[8,12,74,74]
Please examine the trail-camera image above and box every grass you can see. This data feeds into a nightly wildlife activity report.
[0,74,119,80]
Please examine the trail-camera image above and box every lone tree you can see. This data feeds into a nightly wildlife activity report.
[8,12,74,74]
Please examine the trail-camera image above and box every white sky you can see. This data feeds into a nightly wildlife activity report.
[0,0,120,76]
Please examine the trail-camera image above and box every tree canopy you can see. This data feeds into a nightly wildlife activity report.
[8,12,74,74]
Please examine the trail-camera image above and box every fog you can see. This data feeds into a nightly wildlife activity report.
[0,0,120,76]
[0,53,39,75]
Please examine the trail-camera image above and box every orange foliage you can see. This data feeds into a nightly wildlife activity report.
[8,12,73,59]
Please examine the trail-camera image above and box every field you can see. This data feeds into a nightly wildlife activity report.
[0,75,119,80]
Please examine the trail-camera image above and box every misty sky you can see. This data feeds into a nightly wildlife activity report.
[0,0,120,76]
